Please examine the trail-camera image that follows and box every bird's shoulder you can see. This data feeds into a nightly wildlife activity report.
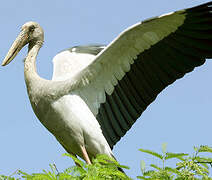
[51,44,106,81]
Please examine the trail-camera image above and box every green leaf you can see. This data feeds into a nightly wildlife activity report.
[136,176,147,179]
[195,156,212,163]
[198,145,212,153]
[142,170,155,176]
[162,143,167,155]
[0,175,16,180]
[118,164,130,170]
[18,170,30,176]
[194,146,198,152]
[139,148,163,160]
[165,152,188,160]
[150,164,162,171]
[164,167,181,175]
[63,153,85,168]
[140,160,146,174]
[194,156,212,170]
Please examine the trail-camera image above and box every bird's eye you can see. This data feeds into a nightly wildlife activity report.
[29,25,35,32]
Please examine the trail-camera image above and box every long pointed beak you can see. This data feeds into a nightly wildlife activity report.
[1,30,28,66]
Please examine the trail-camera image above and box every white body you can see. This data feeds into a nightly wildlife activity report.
[40,51,113,159]
[42,93,112,159]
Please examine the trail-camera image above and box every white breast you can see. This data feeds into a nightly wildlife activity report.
[40,93,112,158]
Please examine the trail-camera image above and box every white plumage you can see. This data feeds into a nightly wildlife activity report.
[52,51,96,81]
[2,2,212,165]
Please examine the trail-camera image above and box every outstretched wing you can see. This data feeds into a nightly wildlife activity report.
[57,2,212,149]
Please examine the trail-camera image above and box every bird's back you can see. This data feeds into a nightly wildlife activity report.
[52,45,105,81]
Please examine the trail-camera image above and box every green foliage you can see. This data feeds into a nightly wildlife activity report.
[138,144,212,180]
[0,154,129,180]
[0,175,16,180]
[139,148,163,160]
[1,145,212,179]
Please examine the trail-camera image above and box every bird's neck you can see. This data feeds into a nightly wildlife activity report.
[24,42,45,99]
[24,42,41,83]
[24,42,76,103]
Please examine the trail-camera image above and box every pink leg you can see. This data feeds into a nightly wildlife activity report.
[80,145,91,164]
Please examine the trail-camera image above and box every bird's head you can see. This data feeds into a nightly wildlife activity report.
[1,21,44,66]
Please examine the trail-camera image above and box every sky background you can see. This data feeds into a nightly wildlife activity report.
[0,0,211,178]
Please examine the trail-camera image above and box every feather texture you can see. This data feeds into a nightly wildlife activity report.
[52,2,212,149]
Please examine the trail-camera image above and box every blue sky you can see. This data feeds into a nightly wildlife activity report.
[0,0,211,178]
